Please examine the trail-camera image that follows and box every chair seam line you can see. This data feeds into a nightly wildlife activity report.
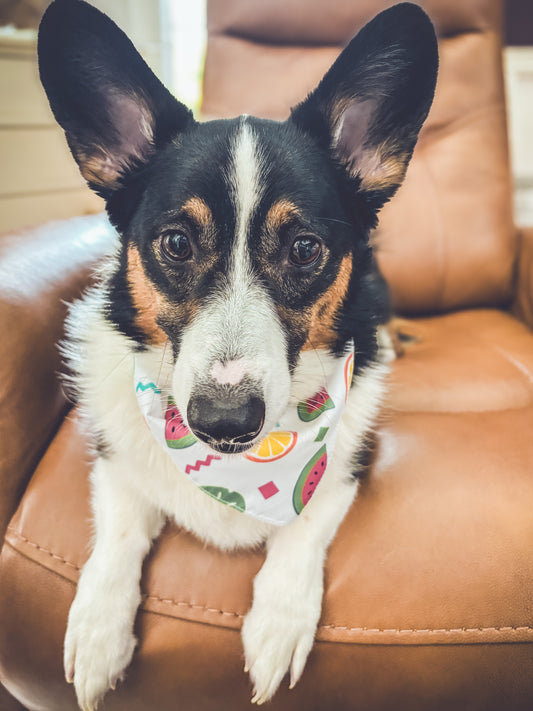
[6,528,533,636]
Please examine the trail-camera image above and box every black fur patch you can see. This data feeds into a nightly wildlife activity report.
[93,428,113,459]
[351,434,379,479]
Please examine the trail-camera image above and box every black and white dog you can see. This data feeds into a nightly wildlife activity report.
[38,1,437,708]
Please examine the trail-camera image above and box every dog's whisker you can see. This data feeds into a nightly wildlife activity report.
[100,352,131,386]
[315,216,352,228]
[151,340,171,407]
[305,338,329,385]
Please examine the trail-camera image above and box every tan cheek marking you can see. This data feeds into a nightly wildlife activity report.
[127,245,168,345]
[302,253,353,351]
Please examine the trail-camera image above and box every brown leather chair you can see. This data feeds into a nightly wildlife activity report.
[1,1,533,709]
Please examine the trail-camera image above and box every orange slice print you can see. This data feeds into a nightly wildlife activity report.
[344,352,354,401]
[245,431,297,463]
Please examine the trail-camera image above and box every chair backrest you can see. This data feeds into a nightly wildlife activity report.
[202,0,515,314]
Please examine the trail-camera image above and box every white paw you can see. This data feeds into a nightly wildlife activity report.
[242,568,322,704]
[64,584,138,711]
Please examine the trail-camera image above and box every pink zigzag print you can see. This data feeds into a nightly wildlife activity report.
[185,454,222,475]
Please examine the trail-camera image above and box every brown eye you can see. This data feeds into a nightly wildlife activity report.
[289,237,322,266]
[161,231,192,262]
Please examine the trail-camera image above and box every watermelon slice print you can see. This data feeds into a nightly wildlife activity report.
[165,398,197,449]
[293,444,327,514]
[199,485,246,512]
[297,387,335,422]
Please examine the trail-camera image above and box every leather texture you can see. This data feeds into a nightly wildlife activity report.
[1,0,532,709]
[1,308,533,710]
[0,214,113,545]
[203,0,516,314]
[0,684,25,711]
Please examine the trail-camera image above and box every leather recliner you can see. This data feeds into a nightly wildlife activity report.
[1,0,533,709]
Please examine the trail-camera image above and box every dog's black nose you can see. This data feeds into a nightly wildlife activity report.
[187,393,265,448]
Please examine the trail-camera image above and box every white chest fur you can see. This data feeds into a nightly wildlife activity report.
[66,289,390,550]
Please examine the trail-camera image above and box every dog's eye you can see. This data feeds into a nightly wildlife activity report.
[289,237,322,266]
[160,231,192,262]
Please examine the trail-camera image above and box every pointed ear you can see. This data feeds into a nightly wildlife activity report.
[290,3,438,212]
[38,0,194,198]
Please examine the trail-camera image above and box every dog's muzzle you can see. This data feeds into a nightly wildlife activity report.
[187,386,265,454]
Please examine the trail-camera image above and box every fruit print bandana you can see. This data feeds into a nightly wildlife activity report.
[134,345,355,526]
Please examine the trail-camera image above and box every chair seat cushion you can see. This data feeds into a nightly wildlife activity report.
[1,308,533,711]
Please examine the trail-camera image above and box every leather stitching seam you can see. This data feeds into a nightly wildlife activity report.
[6,528,533,635]
[143,593,243,619]
[319,624,533,635]
[6,528,80,571]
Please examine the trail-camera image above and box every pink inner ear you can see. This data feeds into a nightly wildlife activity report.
[107,93,155,170]
[335,99,407,191]
[335,99,376,172]
[83,93,156,188]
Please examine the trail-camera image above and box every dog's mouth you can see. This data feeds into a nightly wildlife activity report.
[191,429,261,456]
[204,439,258,455]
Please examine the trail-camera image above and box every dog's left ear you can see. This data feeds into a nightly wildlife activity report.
[290,3,438,212]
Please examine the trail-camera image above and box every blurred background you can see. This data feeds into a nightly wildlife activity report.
[0,0,531,232]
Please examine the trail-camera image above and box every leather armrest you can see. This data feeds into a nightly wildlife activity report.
[0,214,114,542]
[513,226,533,331]
[0,683,26,711]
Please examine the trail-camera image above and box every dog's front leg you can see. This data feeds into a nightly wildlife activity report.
[64,456,164,711]
[242,467,358,704]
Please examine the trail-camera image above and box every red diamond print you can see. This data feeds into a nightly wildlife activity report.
[259,481,279,499]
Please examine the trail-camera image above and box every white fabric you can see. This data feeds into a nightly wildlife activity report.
[134,345,354,526]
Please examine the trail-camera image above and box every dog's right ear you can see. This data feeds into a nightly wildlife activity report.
[38,0,194,198]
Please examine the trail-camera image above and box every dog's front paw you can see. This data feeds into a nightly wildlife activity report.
[64,587,137,711]
[242,568,322,704]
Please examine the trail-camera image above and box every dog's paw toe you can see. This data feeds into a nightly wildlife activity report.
[64,600,137,710]
[289,631,315,688]
[67,635,135,711]
[242,602,317,704]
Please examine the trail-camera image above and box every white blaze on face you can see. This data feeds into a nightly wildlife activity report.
[211,358,249,386]
[231,117,261,276]
[173,117,291,437]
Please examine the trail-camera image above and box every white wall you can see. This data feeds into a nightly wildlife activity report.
[505,47,533,226]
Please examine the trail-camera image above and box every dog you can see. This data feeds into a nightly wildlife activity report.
[38,1,437,708]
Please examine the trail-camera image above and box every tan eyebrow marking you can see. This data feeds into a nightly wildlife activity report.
[180,196,215,230]
[264,199,301,232]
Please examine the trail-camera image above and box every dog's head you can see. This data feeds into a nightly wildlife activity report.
[39,0,437,454]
